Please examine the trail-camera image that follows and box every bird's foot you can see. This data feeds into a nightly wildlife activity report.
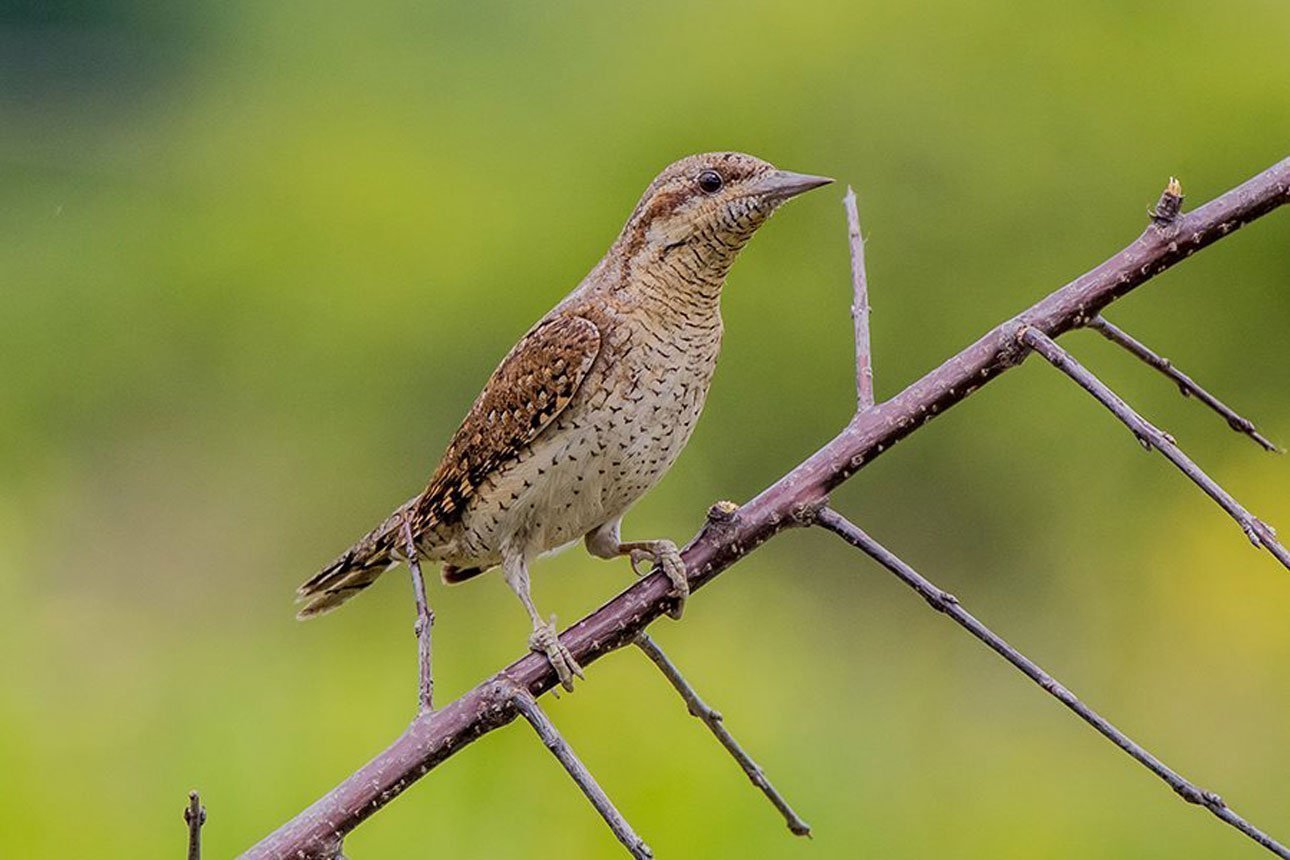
[529,615,584,692]
[628,540,689,620]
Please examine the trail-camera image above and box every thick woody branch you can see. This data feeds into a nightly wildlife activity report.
[844,186,875,410]
[511,687,653,859]
[242,156,1290,859]
[813,507,1290,860]
[1020,326,1290,571]
[634,633,811,836]
[1088,314,1280,452]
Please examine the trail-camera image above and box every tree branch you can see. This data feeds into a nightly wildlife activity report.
[813,507,1290,860]
[1088,314,1280,452]
[844,186,875,410]
[511,686,653,859]
[401,519,435,714]
[240,156,1290,859]
[634,633,811,837]
[184,790,205,860]
[1020,326,1290,570]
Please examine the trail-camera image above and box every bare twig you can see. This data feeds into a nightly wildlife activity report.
[184,790,206,860]
[844,186,875,410]
[813,507,1290,860]
[1088,315,1280,452]
[401,519,434,713]
[1020,326,1290,571]
[511,687,653,859]
[634,633,811,836]
[241,157,1290,859]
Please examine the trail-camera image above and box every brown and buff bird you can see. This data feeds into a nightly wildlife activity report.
[296,152,831,689]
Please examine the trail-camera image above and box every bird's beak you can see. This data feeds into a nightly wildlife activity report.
[754,170,834,202]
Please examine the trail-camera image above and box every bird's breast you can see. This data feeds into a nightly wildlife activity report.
[458,309,722,561]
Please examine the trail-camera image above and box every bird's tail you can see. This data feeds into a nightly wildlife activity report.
[296,501,415,619]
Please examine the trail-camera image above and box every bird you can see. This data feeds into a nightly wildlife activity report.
[296,152,832,690]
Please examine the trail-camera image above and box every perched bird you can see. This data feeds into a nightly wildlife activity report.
[297,152,831,689]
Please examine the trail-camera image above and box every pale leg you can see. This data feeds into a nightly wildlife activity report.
[585,519,689,619]
[503,548,583,691]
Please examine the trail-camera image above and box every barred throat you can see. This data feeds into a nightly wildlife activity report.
[630,197,777,306]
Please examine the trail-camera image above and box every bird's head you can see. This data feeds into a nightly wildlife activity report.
[615,152,832,285]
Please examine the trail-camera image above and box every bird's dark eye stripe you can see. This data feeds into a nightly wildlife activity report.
[697,169,724,194]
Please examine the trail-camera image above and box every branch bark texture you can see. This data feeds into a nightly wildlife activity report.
[243,157,1290,859]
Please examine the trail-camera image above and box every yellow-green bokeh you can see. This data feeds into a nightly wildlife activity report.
[3,1,1289,857]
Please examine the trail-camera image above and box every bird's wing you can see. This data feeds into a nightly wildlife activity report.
[414,313,602,527]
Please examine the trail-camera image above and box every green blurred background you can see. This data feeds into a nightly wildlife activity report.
[3,1,1289,857]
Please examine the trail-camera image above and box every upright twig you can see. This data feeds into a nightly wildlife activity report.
[844,186,875,410]
[1088,315,1280,452]
[241,157,1290,860]
[400,519,435,713]
[184,790,206,860]
[510,687,653,859]
[812,507,1290,860]
[634,633,811,836]
[1019,326,1290,570]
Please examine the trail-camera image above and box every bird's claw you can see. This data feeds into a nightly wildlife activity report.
[628,549,652,577]
[529,615,583,692]
[629,541,688,620]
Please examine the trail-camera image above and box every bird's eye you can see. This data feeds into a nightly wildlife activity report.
[697,169,724,194]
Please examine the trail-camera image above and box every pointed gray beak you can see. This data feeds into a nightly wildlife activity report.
[754,169,834,202]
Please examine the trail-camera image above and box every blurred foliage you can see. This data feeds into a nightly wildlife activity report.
[2,1,1289,857]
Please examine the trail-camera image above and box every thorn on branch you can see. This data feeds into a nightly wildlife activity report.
[1151,176,1185,226]
[634,634,812,837]
[184,790,206,860]
[812,506,1290,860]
[510,687,653,859]
[1019,326,1290,573]
[1088,315,1280,452]
[706,499,740,524]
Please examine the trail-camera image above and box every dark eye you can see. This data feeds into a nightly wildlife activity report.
[697,169,724,194]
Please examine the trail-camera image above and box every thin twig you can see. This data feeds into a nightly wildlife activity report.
[510,687,653,859]
[242,158,1290,860]
[634,633,811,837]
[184,790,206,860]
[844,186,875,410]
[1020,326,1290,570]
[1088,315,1280,452]
[401,519,434,713]
[813,506,1290,860]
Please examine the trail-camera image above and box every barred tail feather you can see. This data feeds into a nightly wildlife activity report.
[296,553,396,618]
[296,503,414,619]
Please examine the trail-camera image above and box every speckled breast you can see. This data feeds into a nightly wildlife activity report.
[454,308,723,564]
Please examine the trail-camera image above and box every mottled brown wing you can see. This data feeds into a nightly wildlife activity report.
[414,313,601,527]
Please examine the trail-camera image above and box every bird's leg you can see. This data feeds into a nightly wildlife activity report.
[585,521,688,620]
[623,540,688,620]
[503,550,583,692]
